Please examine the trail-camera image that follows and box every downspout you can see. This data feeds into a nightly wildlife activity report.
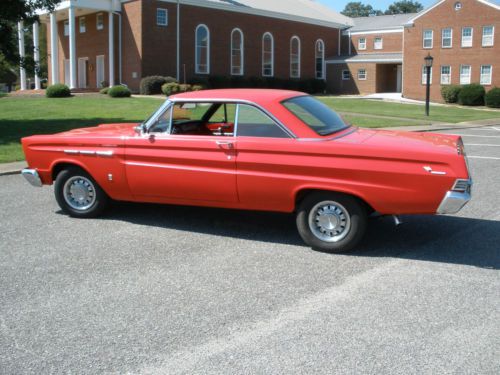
[176,0,180,82]
[113,11,122,85]
[348,29,351,56]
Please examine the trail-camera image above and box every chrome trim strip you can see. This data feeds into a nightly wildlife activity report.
[21,169,43,187]
[423,166,446,175]
[96,150,114,157]
[79,150,96,155]
[64,150,79,154]
[63,150,114,157]
[437,179,472,214]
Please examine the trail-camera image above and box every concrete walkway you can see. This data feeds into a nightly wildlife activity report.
[0,161,26,176]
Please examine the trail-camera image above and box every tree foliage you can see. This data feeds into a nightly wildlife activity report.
[0,0,60,74]
[384,1,424,15]
[341,2,383,17]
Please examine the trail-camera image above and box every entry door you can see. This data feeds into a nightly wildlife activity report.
[78,58,88,88]
[96,55,105,88]
[64,59,70,85]
[396,65,402,92]
[125,135,238,203]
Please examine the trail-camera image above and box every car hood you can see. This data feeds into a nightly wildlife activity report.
[56,123,139,137]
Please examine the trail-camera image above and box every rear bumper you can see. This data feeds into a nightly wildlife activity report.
[21,169,43,187]
[437,179,472,214]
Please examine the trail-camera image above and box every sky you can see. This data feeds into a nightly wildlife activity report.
[317,0,436,13]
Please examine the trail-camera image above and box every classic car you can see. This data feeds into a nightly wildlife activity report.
[21,89,472,252]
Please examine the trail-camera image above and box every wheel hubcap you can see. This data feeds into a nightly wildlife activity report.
[308,201,351,242]
[63,176,96,211]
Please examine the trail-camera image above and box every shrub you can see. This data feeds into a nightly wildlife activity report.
[99,80,109,88]
[140,76,176,95]
[485,87,500,108]
[178,83,192,93]
[108,85,131,98]
[441,85,461,103]
[99,87,109,95]
[46,84,71,98]
[458,83,485,106]
[191,85,204,91]
[162,82,180,96]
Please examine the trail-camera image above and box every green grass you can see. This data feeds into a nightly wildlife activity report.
[319,97,500,123]
[0,95,161,163]
[342,115,419,128]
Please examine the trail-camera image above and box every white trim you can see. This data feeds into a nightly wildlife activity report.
[461,26,473,47]
[408,0,500,25]
[482,25,495,47]
[108,12,114,86]
[480,65,492,85]
[343,28,403,36]
[477,0,500,10]
[460,64,471,84]
[262,32,274,77]
[290,36,301,79]
[342,70,350,80]
[358,37,366,50]
[441,27,452,48]
[77,56,88,89]
[230,28,244,76]
[96,54,105,87]
[49,13,59,84]
[357,68,367,80]
[17,21,26,90]
[423,29,433,49]
[195,24,210,74]
[157,0,351,29]
[421,65,432,85]
[68,6,77,89]
[373,37,383,50]
[33,21,41,89]
[326,58,403,64]
[79,16,86,33]
[156,8,168,26]
[315,39,325,80]
[440,65,451,85]
[96,13,104,30]
[37,0,121,15]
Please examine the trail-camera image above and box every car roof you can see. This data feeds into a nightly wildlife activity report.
[169,89,304,105]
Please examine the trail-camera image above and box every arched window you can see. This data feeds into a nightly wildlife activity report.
[262,32,274,77]
[290,36,301,78]
[231,28,244,76]
[315,39,325,79]
[195,24,210,74]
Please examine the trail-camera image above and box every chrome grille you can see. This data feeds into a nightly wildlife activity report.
[452,179,471,193]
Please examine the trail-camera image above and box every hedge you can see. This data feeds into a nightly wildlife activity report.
[108,85,131,98]
[161,82,180,96]
[46,84,71,98]
[99,87,109,95]
[140,75,176,95]
[485,87,500,108]
[441,85,461,103]
[458,83,485,106]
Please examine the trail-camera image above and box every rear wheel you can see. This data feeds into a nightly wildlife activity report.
[54,167,109,218]
[296,192,367,253]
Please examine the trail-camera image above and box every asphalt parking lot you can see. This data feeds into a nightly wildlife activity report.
[1,126,499,374]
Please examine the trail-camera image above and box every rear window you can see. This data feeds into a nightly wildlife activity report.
[282,96,349,136]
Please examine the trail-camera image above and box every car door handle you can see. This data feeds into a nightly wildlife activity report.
[216,141,234,149]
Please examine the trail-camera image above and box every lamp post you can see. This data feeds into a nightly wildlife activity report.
[424,53,433,117]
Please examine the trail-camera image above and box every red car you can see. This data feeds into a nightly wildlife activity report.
[21,89,472,252]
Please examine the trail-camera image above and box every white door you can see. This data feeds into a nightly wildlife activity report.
[78,58,87,88]
[96,55,105,88]
[64,59,70,86]
[396,65,402,92]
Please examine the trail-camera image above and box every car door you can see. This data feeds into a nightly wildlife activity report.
[125,102,238,203]
[234,104,299,212]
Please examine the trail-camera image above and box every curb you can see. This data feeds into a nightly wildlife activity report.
[0,170,21,177]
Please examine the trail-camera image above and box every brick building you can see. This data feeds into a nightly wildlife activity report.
[25,0,351,92]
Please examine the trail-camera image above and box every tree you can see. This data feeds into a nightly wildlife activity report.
[0,0,60,72]
[341,2,383,18]
[384,0,424,15]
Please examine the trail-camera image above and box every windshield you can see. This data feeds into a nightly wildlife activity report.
[282,96,350,136]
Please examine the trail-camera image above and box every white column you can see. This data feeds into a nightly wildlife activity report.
[69,6,77,89]
[33,21,41,90]
[49,12,59,84]
[108,12,115,87]
[17,21,27,90]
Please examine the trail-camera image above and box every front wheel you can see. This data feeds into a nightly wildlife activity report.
[296,192,367,253]
[54,167,109,218]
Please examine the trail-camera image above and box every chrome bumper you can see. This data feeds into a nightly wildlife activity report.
[21,169,43,187]
[437,179,472,214]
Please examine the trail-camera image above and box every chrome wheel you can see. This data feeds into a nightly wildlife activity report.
[308,200,351,242]
[63,176,96,211]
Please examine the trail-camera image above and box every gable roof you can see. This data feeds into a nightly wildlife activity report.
[159,0,353,28]
[407,0,500,24]
[347,13,417,33]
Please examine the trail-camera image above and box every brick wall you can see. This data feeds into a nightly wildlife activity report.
[403,0,500,102]
[327,63,377,94]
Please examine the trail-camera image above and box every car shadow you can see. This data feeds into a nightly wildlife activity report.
[95,202,500,270]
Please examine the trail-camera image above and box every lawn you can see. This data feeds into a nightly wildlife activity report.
[1,94,500,163]
[320,97,500,123]
[0,95,161,163]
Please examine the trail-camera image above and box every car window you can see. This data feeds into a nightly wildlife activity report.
[209,103,236,124]
[282,96,349,136]
[236,104,290,138]
[149,105,172,133]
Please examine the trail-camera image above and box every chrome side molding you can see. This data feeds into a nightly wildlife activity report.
[64,150,114,157]
[21,169,43,187]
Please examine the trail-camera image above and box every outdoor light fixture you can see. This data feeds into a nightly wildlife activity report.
[424,53,433,116]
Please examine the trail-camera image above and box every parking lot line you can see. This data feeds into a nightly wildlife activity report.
[464,144,500,147]
[455,135,500,138]
[467,156,500,160]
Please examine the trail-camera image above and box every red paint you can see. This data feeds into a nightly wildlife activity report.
[22,89,470,215]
